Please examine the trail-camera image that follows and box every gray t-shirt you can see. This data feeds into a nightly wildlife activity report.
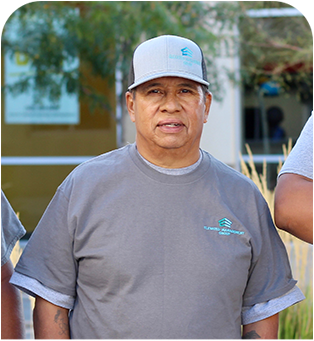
[12,144,297,338]
[1,190,26,266]
[279,114,313,179]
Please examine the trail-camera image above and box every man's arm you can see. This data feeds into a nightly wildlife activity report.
[1,260,25,339]
[33,296,70,339]
[274,173,313,244]
[242,314,278,339]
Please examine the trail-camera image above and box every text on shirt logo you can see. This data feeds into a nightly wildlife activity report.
[204,218,244,236]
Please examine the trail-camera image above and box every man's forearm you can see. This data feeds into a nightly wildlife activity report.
[1,260,25,339]
[242,314,278,339]
[33,296,70,339]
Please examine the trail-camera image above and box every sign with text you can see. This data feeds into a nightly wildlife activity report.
[4,19,80,125]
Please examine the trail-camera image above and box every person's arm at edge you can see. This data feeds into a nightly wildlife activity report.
[33,296,70,339]
[274,173,313,244]
[242,313,278,339]
[1,259,25,339]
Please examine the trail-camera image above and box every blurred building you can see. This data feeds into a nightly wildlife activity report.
[2,43,117,236]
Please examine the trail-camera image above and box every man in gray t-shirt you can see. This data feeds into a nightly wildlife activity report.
[11,35,304,339]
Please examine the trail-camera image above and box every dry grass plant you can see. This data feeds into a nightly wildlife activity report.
[239,141,313,339]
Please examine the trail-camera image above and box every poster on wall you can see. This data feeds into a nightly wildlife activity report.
[4,18,80,125]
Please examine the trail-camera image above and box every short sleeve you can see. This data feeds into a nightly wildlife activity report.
[1,190,26,266]
[243,205,297,306]
[279,114,313,179]
[14,187,78,297]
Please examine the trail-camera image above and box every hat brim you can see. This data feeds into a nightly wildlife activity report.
[128,72,209,90]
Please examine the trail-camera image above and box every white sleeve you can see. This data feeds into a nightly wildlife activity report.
[10,272,75,310]
[279,114,313,180]
[241,285,305,325]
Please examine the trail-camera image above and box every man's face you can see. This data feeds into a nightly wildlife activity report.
[126,77,211,161]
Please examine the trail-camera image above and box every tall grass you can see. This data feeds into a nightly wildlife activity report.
[240,143,313,339]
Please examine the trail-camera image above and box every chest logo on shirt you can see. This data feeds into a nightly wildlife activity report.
[204,218,244,236]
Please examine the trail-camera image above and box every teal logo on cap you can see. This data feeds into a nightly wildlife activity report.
[169,47,200,66]
[181,47,193,57]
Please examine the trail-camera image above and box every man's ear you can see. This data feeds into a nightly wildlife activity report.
[204,92,212,123]
[125,91,136,123]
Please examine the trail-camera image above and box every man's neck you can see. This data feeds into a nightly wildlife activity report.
[137,147,203,176]
[136,143,201,169]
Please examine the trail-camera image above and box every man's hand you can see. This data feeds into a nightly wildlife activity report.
[275,173,313,244]
[33,296,70,339]
[242,314,278,339]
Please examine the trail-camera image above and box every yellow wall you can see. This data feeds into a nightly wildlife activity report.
[2,61,117,235]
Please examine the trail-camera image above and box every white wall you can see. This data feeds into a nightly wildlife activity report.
[200,54,241,169]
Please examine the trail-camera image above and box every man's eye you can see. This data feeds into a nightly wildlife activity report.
[148,89,160,94]
[181,89,191,93]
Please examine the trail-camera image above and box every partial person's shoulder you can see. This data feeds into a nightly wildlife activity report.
[278,114,313,180]
[303,114,313,133]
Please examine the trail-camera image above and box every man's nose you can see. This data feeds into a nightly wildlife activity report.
[160,93,181,113]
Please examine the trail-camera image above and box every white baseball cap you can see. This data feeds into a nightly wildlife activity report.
[128,35,209,90]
